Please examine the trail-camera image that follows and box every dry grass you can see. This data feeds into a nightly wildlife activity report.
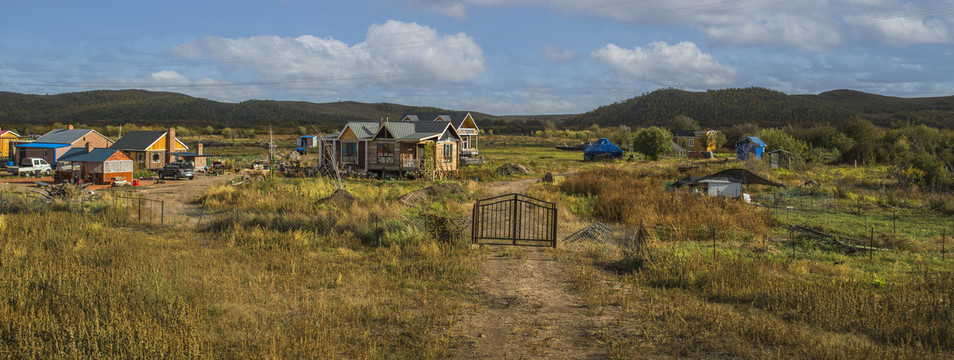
[0,178,480,358]
[559,167,774,242]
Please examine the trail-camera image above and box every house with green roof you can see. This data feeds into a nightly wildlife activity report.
[319,119,461,177]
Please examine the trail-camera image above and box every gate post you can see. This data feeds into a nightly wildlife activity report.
[551,202,558,248]
[471,201,479,245]
[511,195,518,245]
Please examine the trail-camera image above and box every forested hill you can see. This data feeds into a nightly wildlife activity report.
[0,90,494,130]
[567,87,954,129]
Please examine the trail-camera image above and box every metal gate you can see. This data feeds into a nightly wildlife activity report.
[472,193,557,247]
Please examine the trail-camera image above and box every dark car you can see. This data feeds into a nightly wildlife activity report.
[158,162,196,180]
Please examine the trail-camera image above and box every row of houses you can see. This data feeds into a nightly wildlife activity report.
[315,112,480,177]
[7,125,209,185]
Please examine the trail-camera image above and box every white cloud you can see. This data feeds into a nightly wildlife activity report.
[413,0,469,20]
[423,0,954,50]
[846,14,951,46]
[170,20,484,90]
[88,70,266,102]
[591,41,735,88]
[542,44,574,60]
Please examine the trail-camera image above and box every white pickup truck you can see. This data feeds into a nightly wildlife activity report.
[8,157,53,176]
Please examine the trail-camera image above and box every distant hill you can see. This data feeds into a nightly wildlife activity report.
[568,87,954,129]
[0,90,498,131]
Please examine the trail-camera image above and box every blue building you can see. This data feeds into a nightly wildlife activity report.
[736,137,766,161]
[583,138,624,161]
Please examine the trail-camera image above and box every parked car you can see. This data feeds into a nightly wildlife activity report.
[8,157,53,176]
[158,162,195,180]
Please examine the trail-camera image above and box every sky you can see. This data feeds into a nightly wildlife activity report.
[2,0,954,115]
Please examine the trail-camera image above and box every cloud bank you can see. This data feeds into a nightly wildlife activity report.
[171,20,485,90]
[592,41,735,88]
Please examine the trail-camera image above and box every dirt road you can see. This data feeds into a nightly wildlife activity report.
[450,172,606,359]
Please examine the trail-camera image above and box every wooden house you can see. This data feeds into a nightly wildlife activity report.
[319,120,461,177]
[56,144,134,185]
[0,130,21,159]
[674,130,717,158]
[401,112,479,157]
[110,128,188,170]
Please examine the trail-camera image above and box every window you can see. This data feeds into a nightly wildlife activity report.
[152,152,161,162]
[461,136,470,150]
[44,149,49,158]
[376,143,394,164]
[443,143,453,163]
[341,142,358,163]
[687,138,695,148]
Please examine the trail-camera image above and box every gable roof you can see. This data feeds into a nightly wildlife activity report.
[378,121,456,141]
[0,130,20,137]
[339,122,380,140]
[401,112,474,129]
[36,129,110,144]
[111,130,188,151]
[673,168,783,188]
[59,148,128,163]
[674,130,715,138]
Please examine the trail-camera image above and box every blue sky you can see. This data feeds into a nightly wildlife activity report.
[2,0,953,115]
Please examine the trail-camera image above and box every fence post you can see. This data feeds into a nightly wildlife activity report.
[869,228,874,262]
[943,229,947,260]
[161,201,165,226]
[138,198,142,223]
[711,227,716,259]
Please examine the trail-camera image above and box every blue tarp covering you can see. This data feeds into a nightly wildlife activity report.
[14,142,70,149]
[583,138,624,161]
[737,136,766,161]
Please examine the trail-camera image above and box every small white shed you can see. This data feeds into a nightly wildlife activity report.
[298,135,318,148]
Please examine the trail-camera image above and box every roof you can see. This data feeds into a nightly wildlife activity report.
[0,130,20,137]
[737,136,766,147]
[381,121,454,140]
[299,135,317,138]
[35,129,107,144]
[674,130,714,138]
[673,168,783,188]
[111,130,188,151]
[343,122,381,140]
[59,148,127,163]
[401,112,473,129]
[14,142,70,149]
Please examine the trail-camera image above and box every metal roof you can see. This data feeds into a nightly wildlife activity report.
[169,151,211,157]
[35,129,107,144]
[14,142,70,148]
[381,121,452,140]
[110,131,167,150]
[400,112,473,129]
[738,136,767,147]
[340,122,380,140]
[59,148,127,163]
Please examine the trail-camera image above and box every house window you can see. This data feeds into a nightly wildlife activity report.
[152,152,161,163]
[443,143,453,163]
[461,136,470,150]
[341,142,358,164]
[687,138,695,148]
[44,149,49,158]
[376,143,394,164]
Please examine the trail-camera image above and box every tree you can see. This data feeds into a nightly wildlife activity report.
[204,126,215,135]
[633,126,673,161]
[221,127,233,139]
[666,115,699,133]
[757,128,808,155]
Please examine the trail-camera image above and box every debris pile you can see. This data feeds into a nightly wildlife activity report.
[318,189,359,206]
[398,183,465,205]
[496,163,533,176]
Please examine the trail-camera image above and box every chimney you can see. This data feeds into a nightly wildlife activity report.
[68,124,74,130]
[385,116,389,122]
[166,127,176,163]
[197,142,203,156]
[379,116,383,127]
[86,142,93,153]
